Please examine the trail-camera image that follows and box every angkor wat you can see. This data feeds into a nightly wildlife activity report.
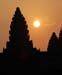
[0,7,62,73]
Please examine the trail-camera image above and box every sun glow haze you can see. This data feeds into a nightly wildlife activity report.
[33,20,40,28]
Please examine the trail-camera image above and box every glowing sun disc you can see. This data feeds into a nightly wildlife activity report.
[33,20,40,28]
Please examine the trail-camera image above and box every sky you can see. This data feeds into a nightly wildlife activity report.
[0,0,62,52]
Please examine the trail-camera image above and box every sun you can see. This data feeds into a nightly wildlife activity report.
[33,20,40,28]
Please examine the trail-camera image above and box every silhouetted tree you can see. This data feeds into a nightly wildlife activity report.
[3,7,33,62]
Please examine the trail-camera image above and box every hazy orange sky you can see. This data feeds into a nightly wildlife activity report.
[0,0,62,52]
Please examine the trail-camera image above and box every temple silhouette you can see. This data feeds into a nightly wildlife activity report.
[0,7,62,73]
